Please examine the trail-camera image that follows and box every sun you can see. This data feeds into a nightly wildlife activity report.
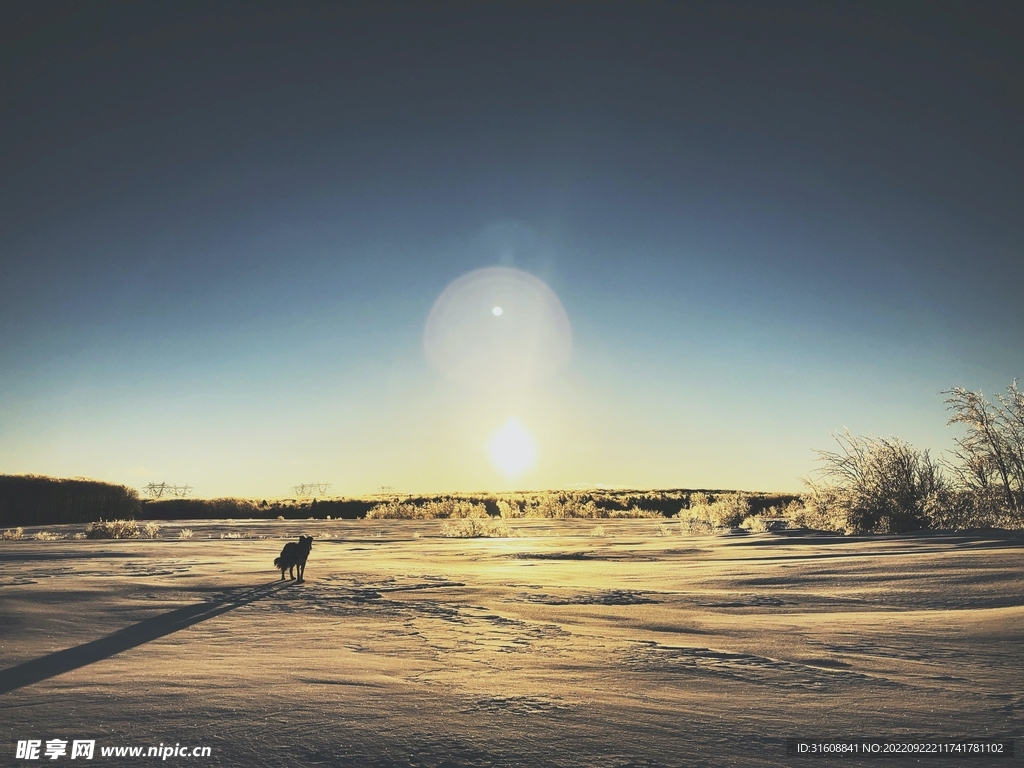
[488,417,536,477]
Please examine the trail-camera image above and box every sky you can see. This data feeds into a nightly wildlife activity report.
[1,2,1022,497]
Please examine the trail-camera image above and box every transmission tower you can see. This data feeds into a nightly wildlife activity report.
[292,482,332,497]
[143,482,193,499]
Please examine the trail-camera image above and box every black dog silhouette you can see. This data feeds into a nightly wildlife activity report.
[274,536,313,583]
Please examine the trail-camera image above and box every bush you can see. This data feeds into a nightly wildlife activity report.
[523,495,601,518]
[678,492,752,529]
[608,506,662,519]
[497,500,522,518]
[515,494,663,519]
[806,431,944,534]
[764,499,830,531]
[440,518,520,538]
[922,487,1021,530]
[2,527,25,540]
[365,498,491,519]
[780,493,843,532]
[424,500,489,518]
[365,500,420,519]
[86,519,140,539]
[739,515,770,533]
[677,517,715,535]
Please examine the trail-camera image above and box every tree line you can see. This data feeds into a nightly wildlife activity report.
[0,475,141,527]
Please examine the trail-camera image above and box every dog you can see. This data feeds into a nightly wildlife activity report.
[274,535,313,583]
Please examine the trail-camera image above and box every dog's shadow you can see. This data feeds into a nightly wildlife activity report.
[0,581,285,695]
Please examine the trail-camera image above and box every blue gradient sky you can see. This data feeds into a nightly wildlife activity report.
[1,3,1021,496]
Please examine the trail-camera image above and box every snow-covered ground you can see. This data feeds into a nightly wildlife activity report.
[2,520,1021,766]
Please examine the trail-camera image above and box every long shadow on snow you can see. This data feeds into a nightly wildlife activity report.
[0,551,137,561]
[0,581,286,694]
[727,531,1024,548]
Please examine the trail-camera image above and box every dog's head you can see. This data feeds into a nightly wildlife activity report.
[300,535,313,547]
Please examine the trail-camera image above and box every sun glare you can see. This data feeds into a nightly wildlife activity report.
[488,417,536,477]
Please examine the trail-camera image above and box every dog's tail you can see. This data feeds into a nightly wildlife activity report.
[273,557,282,568]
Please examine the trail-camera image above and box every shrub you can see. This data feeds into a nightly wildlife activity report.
[86,519,140,539]
[440,518,520,538]
[739,515,770,533]
[518,493,627,518]
[922,487,1020,530]
[524,495,590,518]
[178,529,194,539]
[608,506,662,519]
[806,431,944,533]
[365,500,420,519]
[34,530,64,541]
[365,498,491,519]
[677,517,715,535]
[497,500,522,518]
[424,499,489,518]
[144,522,161,539]
[678,493,752,529]
[766,499,830,531]
[2,527,24,540]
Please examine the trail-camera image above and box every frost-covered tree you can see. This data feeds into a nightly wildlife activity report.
[943,382,1024,516]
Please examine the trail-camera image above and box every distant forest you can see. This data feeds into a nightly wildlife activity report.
[0,475,141,527]
[0,474,797,528]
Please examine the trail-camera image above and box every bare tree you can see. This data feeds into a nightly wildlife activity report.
[943,382,1024,515]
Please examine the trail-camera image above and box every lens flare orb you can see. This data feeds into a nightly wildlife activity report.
[424,267,571,391]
